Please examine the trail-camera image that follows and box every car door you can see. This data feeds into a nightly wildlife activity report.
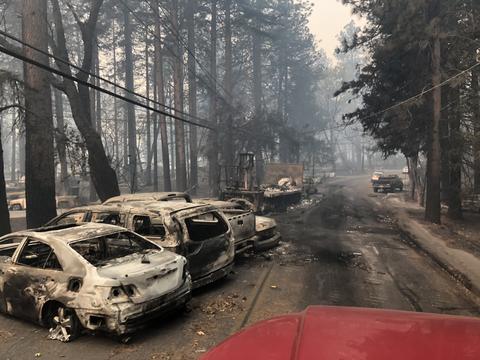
[0,236,26,313]
[3,238,67,323]
[180,211,233,280]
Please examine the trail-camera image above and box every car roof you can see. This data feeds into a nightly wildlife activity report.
[135,200,210,213]
[103,192,191,204]
[194,199,236,209]
[5,222,125,244]
[57,201,212,219]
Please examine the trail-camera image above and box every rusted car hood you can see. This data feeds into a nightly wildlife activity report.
[201,306,480,360]
[96,250,183,303]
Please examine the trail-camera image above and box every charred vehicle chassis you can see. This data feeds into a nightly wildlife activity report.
[0,223,191,341]
[46,202,235,289]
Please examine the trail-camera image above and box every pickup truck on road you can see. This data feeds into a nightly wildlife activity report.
[372,175,403,193]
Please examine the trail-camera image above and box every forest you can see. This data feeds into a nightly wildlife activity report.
[0,0,479,233]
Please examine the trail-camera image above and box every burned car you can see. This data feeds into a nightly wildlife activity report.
[101,193,281,254]
[103,192,192,205]
[46,202,235,289]
[0,223,191,342]
[195,199,281,254]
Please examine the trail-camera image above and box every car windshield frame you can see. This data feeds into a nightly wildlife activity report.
[68,230,160,267]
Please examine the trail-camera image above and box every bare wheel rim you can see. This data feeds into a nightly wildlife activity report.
[50,307,74,342]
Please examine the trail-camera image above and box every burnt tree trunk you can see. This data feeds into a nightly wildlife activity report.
[51,0,119,202]
[112,20,119,163]
[223,0,234,182]
[425,12,442,224]
[0,126,11,235]
[172,0,187,191]
[145,33,152,186]
[23,0,57,227]
[208,0,220,196]
[10,119,16,182]
[123,7,137,193]
[447,86,463,219]
[186,0,198,193]
[472,67,480,194]
[252,1,263,185]
[54,89,69,195]
[154,1,172,191]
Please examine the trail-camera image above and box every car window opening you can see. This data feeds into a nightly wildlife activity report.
[69,231,158,267]
[184,212,228,242]
[17,240,62,270]
[133,216,166,238]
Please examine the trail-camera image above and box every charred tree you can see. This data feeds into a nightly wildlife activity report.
[171,0,187,191]
[473,67,480,194]
[54,89,69,195]
[223,0,234,181]
[447,86,462,219]
[10,121,16,182]
[23,0,57,227]
[50,0,119,202]
[252,1,264,185]
[0,125,10,235]
[145,33,152,186]
[112,20,119,163]
[208,0,220,196]
[154,2,171,191]
[123,6,137,193]
[186,0,198,193]
[425,6,442,224]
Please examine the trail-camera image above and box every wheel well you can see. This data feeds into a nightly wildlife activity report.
[40,300,64,327]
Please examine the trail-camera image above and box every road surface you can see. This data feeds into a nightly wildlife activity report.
[1,176,479,359]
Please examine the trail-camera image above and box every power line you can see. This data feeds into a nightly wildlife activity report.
[0,44,215,130]
[358,61,480,123]
[0,29,208,125]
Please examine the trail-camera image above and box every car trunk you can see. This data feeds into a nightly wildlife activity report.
[96,250,183,303]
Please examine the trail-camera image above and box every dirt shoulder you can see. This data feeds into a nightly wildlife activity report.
[385,196,480,298]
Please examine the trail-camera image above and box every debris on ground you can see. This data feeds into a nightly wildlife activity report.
[200,293,243,318]
[196,330,206,336]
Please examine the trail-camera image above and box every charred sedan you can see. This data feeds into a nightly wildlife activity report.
[46,202,235,289]
[0,223,191,342]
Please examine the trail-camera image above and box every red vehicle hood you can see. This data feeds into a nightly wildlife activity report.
[201,306,480,360]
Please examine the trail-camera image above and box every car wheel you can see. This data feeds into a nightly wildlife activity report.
[48,305,82,342]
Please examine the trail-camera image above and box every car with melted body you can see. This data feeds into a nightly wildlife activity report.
[193,199,281,254]
[102,193,281,255]
[0,223,191,342]
[46,202,235,289]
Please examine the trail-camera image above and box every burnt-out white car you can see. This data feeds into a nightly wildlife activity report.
[0,223,191,342]
[46,202,235,289]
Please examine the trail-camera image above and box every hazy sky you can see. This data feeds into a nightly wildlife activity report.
[308,0,355,59]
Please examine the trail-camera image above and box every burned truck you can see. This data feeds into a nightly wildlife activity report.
[0,223,191,342]
[46,202,235,289]
[221,153,303,213]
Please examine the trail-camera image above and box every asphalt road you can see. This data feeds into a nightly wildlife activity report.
[1,176,479,359]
